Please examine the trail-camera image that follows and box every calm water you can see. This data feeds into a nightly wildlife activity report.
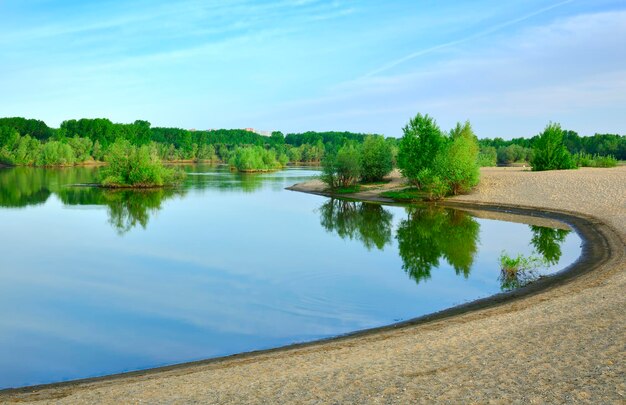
[0,165,581,389]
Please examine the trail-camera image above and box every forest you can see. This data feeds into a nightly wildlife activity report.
[0,117,623,168]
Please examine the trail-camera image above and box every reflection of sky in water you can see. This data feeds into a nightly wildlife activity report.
[0,166,581,388]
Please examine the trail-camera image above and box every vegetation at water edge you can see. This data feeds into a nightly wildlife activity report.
[100,140,185,188]
[396,114,480,200]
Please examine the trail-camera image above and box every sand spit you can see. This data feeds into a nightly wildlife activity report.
[2,167,625,404]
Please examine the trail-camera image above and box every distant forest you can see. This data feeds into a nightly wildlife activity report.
[0,116,623,167]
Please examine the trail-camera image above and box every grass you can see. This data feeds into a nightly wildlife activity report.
[334,185,361,194]
[380,187,427,202]
[499,252,546,291]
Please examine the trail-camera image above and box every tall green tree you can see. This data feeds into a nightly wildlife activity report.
[397,113,445,188]
[436,121,480,195]
[360,135,393,182]
[530,123,575,171]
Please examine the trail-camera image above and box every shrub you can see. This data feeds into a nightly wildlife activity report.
[397,113,446,189]
[100,139,185,187]
[573,152,618,168]
[436,121,480,195]
[478,146,497,167]
[360,135,393,182]
[530,123,575,171]
[320,143,361,189]
[499,252,545,291]
[396,116,481,200]
[228,146,285,172]
[497,144,531,165]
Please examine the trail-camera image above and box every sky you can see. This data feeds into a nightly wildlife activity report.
[0,0,625,138]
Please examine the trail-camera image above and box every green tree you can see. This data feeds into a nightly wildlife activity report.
[320,143,361,188]
[100,139,185,187]
[478,146,497,167]
[397,113,445,188]
[436,121,480,195]
[360,135,393,182]
[530,123,575,171]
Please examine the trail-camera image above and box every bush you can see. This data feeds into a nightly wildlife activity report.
[397,113,445,189]
[497,144,531,165]
[228,146,286,172]
[396,116,480,200]
[530,123,575,171]
[573,152,618,168]
[478,146,497,167]
[499,252,545,291]
[100,140,185,188]
[360,135,393,182]
[320,143,361,189]
[436,121,480,195]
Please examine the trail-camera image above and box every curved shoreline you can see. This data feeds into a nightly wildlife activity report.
[0,206,609,393]
[2,167,624,403]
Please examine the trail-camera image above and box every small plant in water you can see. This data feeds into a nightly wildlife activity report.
[499,251,546,291]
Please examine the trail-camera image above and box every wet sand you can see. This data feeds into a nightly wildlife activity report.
[2,167,625,404]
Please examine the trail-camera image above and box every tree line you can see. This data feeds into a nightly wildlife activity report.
[0,117,394,168]
[479,129,625,165]
[0,116,622,170]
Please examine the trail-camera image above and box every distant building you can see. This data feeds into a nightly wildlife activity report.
[243,128,273,137]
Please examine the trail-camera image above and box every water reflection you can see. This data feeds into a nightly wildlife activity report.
[58,187,185,235]
[498,224,572,291]
[397,206,480,284]
[318,199,393,250]
[317,201,481,284]
[0,167,95,208]
[530,225,571,265]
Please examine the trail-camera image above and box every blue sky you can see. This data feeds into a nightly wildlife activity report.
[1,0,624,138]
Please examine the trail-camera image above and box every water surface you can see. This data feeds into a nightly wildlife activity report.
[0,165,581,388]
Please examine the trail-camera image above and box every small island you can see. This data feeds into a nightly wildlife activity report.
[99,140,185,188]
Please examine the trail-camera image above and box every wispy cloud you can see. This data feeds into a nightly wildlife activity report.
[359,0,576,79]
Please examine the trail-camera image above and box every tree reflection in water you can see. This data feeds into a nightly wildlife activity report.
[529,225,570,265]
[318,200,481,285]
[318,199,393,251]
[58,187,185,235]
[396,206,480,284]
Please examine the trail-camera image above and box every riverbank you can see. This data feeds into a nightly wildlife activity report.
[2,167,625,404]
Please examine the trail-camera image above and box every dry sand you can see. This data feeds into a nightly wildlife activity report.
[2,167,625,404]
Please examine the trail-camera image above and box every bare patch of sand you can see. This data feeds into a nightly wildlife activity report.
[3,167,625,404]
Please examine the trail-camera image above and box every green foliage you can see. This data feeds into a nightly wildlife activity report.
[480,131,626,161]
[320,143,361,188]
[496,144,532,165]
[318,199,393,250]
[396,206,480,284]
[436,121,480,195]
[397,113,445,188]
[228,146,286,172]
[396,116,480,200]
[0,117,53,140]
[477,146,497,167]
[530,226,570,265]
[573,152,618,168]
[360,135,393,182]
[100,140,185,187]
[530,123,575,171]
[498,252,545,291]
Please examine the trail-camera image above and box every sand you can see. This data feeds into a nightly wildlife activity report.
[2,167,625,404]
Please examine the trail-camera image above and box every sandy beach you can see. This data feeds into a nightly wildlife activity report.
[2,167,625,404]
